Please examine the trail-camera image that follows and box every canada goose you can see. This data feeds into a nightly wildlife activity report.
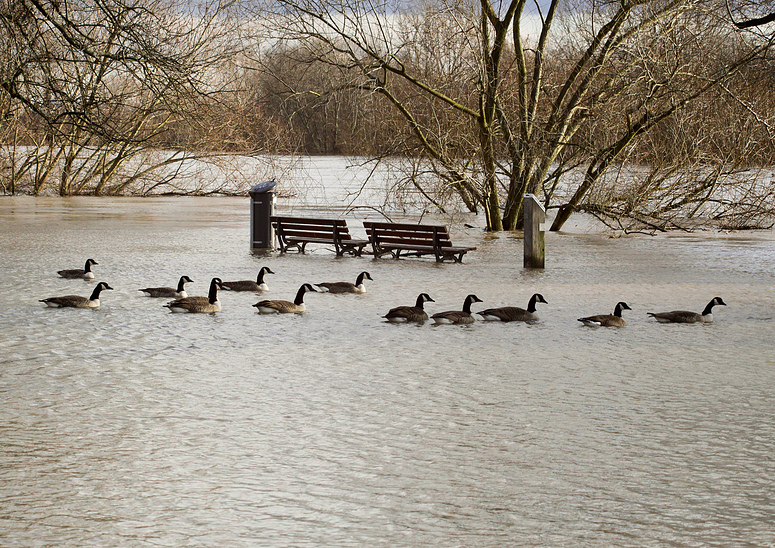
[316,271,372,294]
[477,293,548,322]
[647,297,726,323]
[164,277,223,313]
[40,281,113,308]
[253,283,317,314]
[578,301,632,327]
[383,293,435,323]
[432,294,483,325]
[139,275,193,298]
[222,266,274,292]
[57,258,98,280]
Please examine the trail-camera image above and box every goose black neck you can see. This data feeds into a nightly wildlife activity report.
[294,285,308,305]
[208,280,219,304]
[176,277,187,291]
[257,268,269,283]
[614,303,624,317]
[463,297,476,314]
[356,272,367,285]
[414,295,427,309]
[84,260,93,272]
[89,284,104,300]
[702,300,716,315]
[527,294,539,313]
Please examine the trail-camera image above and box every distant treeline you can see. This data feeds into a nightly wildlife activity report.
[204,43,775,166]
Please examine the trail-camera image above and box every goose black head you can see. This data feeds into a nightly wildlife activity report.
[415,293,434,308]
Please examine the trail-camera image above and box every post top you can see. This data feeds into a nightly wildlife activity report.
[524,193,545,211]
[249,179,277,195]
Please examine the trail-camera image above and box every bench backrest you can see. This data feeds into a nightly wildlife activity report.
[271,216,354,241]
[363,221,452,248]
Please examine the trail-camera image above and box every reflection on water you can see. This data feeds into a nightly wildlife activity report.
[1,196,775,547]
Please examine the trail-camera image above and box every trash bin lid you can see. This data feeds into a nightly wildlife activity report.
[249,179,277,195]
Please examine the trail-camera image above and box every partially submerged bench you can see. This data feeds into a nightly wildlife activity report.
[271,216,368,256]
[363,221,476,263]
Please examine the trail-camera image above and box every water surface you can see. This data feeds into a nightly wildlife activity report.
[1,197,774,547]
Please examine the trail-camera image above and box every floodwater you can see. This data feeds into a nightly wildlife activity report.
[1,196,774,547]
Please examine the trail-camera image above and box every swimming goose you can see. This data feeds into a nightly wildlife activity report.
[40,281,113,308]
[477,293,548,322]
[578,302,632,327]
[222,267,274,292]
[383,293,435,323]
[316,271,372,294]
[432,294,483,325]
[253,283,317,314]
[164,277,223,313]
[57,259,98,280]
[139,276,193,298]
[647,297,726,323]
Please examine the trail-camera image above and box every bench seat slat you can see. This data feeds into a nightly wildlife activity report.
[370,237,452,248]
[285,236,338,244]
[277,227,358,240]
[364,229,449,240]
[272,221,347,230]
[280,229,342,240]
[364,222,443,232]
[284,236,368,245]
[272,216,345,226]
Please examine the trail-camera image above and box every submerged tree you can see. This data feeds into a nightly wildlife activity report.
[0,0,249,195]
[252,0,772,230]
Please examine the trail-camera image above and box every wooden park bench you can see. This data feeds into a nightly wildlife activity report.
[363,221,476,263]
[271,216,369,256]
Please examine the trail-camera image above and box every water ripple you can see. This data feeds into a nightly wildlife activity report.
[1,198,774,546]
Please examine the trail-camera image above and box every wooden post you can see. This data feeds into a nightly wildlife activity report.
[523,193,545,269]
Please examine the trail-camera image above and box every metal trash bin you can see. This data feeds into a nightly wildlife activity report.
[249,179,277,250]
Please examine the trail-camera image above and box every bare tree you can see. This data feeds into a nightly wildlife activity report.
[726,0,775,29]
[248,0,772,231]
[0,0,253,195]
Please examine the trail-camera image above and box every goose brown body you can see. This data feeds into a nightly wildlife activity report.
[384,293,434,323]
[165,278,223,313]
[253,283,316,314]
[648,297,726,323]
[40,281,113,308]
[477,293,547,322]
[432,294,483,324]
[578,302,632,327]
[317,271,372,294]
[140,275,193,298]
[57,259,98,280]
[222,267,274,292]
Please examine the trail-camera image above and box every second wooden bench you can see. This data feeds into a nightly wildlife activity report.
[363,221,476,263]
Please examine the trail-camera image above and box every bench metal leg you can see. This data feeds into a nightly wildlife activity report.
[338,243,367,257]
